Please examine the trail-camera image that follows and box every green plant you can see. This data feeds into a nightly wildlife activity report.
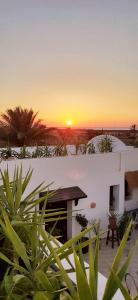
[43,145,53,157]
[0,166,56,278]
[87,142,95,154]
[118,212,132,239]
[0,166,53,222]
[75,214,89,254]
[0,214,136,299]
[78,143,96,155]
[0,147,18,160]
[130,124,137,139]
[32,146,44,158]
[76,213,88,230]
[32,146,52,158]
[18,146,31,159]
[107,211,119,229]
[98,136,113,153]
[0,166,137,299]
[79,144,88,154]
[0,106,55,147]
[53,144,68,157]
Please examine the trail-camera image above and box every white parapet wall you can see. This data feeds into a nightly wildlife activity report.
[0,152,124,234]
[1,149,138,236]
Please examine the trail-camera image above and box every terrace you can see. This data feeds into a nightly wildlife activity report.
[0,139,138,299]
[84,228,138,297]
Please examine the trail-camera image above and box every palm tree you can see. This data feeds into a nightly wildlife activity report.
[0,106,56,146]
[130,124,137,138]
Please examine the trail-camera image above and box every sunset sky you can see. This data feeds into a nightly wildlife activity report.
[0,0,138,128]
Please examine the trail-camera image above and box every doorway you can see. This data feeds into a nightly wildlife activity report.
[109,185,119,211]
[39,200,67,243]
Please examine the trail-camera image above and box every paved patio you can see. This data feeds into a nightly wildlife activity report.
[84,228,138,297]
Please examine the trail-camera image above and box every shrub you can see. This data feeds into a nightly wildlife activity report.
[76,213,88,230]
[98,136,113,153]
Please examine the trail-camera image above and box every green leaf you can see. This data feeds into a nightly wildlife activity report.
[78,242,86,276]
[110,270,132,300]
[0,169,14,214]
[35,270,54,292]
[40,224,97,269]
[22,168,33,193]
[4,273,13,294]
[39,226,78,300]
[1,210,31,272]
[94,236,99,294]
[60,291,73,300]
[107,239,138,300]
[73,249,92,300]
[30,213,38,263]
[23,182,53,205]
[33,291,54,300]
[0,252,27,273]
[111,221,132,272]
[14,166,22,211]
[103,221,133,300]
[23,194,49,213]
[12,274,25,284]
[89,241,97,300]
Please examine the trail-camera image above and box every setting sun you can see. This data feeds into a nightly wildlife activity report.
[66,120,73,127]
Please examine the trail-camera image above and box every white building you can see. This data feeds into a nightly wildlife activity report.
[1,136,138,240]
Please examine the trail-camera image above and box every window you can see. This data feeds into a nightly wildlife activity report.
[125,180,132,201]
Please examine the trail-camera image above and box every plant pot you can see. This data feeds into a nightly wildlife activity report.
[109,216,117,228]
[118,213,131,239]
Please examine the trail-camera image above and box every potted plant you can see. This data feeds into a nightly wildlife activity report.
[98,135,113,153]
[87,142,96,154]
[0,147,12,160]
[108,211,118,228]
[118,212,132,240]
[75,213,89,254]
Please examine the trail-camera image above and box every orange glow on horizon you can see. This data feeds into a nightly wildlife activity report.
[43,117,138,129]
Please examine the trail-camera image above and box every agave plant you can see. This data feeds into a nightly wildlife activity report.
[43,146,53,157]
[0,147,18,160]
[0,166,54,222]
[87,143,96,154]
[17,146,31,159]
[31,146,44,158]
[0,205,96,298]
[0,211,137,299]
[53,144,68,157]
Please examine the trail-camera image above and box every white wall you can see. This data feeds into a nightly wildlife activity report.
[0,152,124,236]
[1,149,138,236]
[123,149,138,171]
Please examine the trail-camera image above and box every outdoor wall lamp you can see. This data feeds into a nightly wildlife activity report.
[90,202,96,208]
